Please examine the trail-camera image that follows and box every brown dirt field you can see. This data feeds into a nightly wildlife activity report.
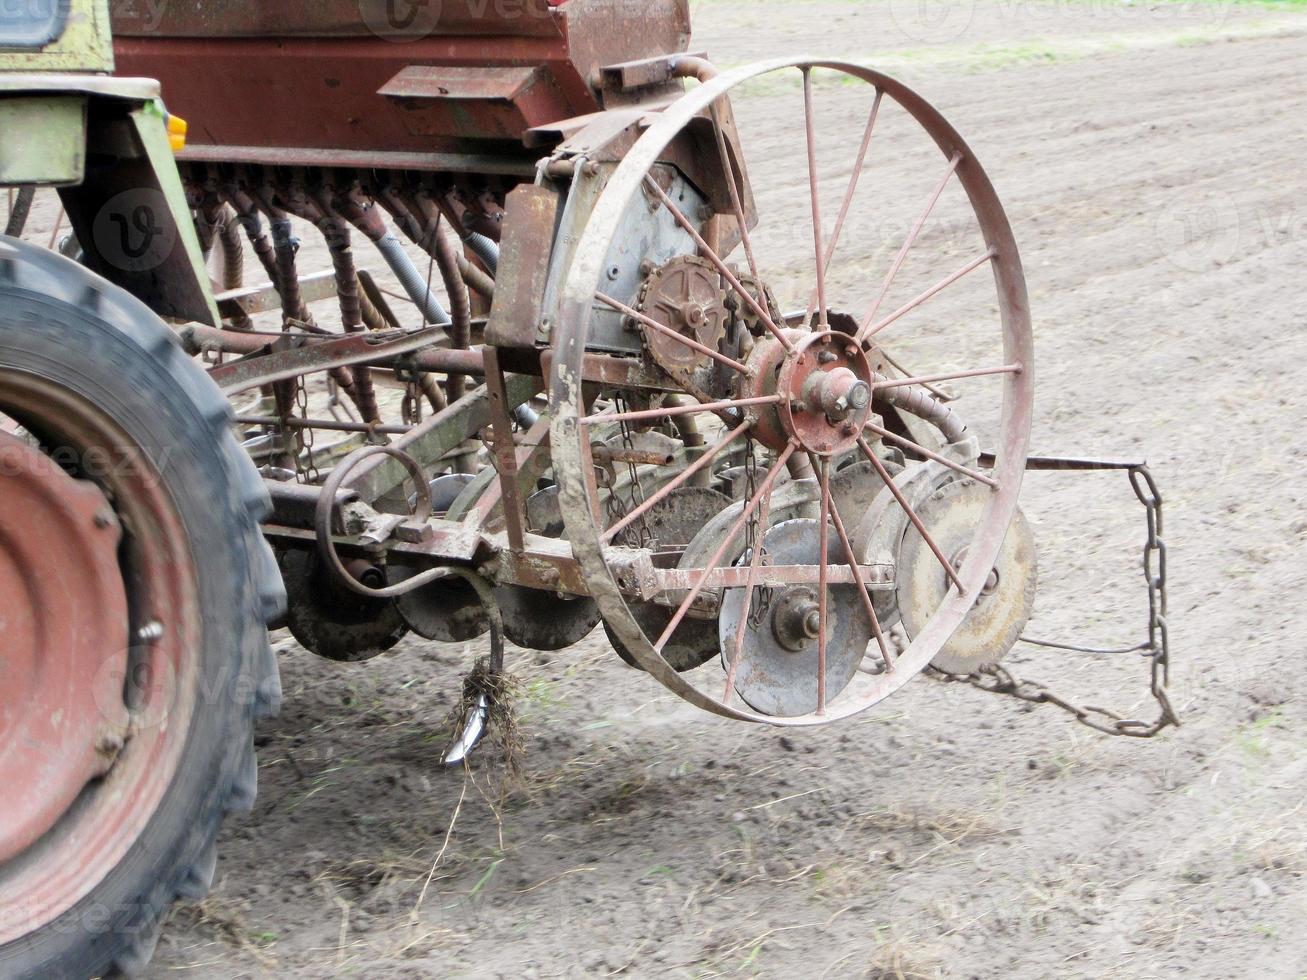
[15,1,1307,976]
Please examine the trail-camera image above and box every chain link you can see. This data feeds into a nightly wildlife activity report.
[294,377,321,485]
[616,405,653,549]
[931,462,1178,739]
[742,438,774,629]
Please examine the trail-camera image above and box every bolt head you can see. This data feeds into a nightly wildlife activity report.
[847,382,871,411]
[818,350,838,365]
[137,621,164,644]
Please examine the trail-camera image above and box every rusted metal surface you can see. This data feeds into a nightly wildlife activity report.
[0,432,130,865]
[379,66,570,141]
[486,184,561,348]
[606,487,729,673]
[344,372,541,503]
[207,328,443,396]
[281,548,409,661]
[549,59,1034,726]
[718,519,872,717]
[471,414,553,530]
[215,268,337,319]
[542,348,678,393]
[897,480,1036,674]
[33,0,1099,741]
[654,563,895,591]
[482,347,528,551]
[0,371,202,941]
[112,0,690,165]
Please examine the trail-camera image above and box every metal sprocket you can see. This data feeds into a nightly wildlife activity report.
[636,254,730,389]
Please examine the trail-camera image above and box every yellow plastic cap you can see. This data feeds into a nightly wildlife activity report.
[166,114,188,153]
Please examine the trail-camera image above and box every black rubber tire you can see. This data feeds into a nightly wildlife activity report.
[0,236,284,979]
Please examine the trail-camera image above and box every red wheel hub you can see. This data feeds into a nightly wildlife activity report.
[748,330,883,455]
[0,431,130,863]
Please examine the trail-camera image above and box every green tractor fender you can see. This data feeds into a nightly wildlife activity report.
[0,74,219,326]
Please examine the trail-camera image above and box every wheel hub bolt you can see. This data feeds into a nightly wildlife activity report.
[773,589,824,651]
[803,367,871,422]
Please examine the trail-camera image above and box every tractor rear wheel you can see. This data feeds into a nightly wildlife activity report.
[0,237,283,979]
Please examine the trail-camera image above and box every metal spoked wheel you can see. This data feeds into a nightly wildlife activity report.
[550,59,1034,725]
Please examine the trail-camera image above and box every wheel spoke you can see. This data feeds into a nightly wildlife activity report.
[873,362,1023,392]
[806,88,883,323]
[857,435,965,593]
[643,175,793,352]
[863,420,998,489]
[603,418,753,543]
[709,98,764,290]
[819,452,894,672]
[881,348,954,402]
[802,68,829,332]
[654,441,797,653]
[581,393,778,427]
[862,248,996,340]
[817,456,830,714]
[856,152,963,342]
[595,291,749,374]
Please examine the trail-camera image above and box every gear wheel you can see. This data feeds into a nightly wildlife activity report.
[636,255,731,388]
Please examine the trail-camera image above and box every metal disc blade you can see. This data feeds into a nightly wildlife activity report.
[718,519,872,717]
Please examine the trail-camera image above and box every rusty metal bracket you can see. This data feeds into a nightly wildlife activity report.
[482,347,528,551]
[209,328,442,396]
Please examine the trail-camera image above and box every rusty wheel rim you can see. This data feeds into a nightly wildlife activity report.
[551,59,1033,725]
[0,371,200,941]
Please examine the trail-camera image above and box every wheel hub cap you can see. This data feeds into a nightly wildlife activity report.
[0,432,130,863]
[749,330,879,455]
